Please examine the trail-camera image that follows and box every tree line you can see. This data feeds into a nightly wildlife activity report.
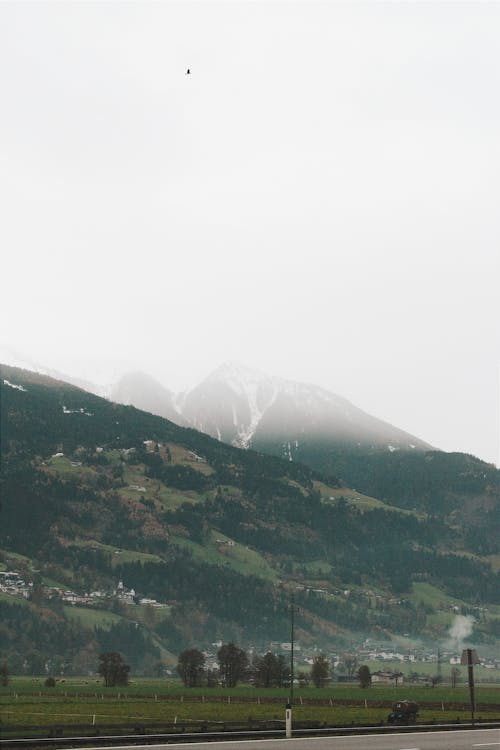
[176,644,369,689]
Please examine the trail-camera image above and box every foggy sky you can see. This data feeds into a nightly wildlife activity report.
[1,2,499,465]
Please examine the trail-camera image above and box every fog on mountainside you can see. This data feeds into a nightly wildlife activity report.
[106,362,433,455]
[110,371,187,427]
[1,346,432,454]
[15,359,494,520]
[4,346,500,490]
[3,346,497,467]
[0,345,105,398]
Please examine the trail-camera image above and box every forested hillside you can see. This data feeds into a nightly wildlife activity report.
[254,438,500,553]
[1,364,499,675]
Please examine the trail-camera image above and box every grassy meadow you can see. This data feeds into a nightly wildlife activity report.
[1,678,499,733]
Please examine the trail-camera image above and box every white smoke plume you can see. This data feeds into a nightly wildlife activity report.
[447,615,474,650]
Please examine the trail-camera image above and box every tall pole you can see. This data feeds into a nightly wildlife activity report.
[290,592,295,705]
[285,592,294,738]
[466,649,475,724]
[461,648,478,725]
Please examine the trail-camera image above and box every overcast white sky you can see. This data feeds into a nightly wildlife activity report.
[1,1,499,465]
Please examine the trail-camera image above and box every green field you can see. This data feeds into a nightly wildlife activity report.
[67,539,163,567]
[2,678,499,732]
[168,531,278,580]
[3,699,492,730]
[62,606,126,630]
[46,455,98,478]
[2,678,500,700]
[314,482,422,517]
[0,591,30,606]
[411,582,464,609]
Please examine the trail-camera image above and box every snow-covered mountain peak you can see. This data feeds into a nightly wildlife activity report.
[192,361,282,447]
[203,362,351,410]
[0,350,433,455]
[180,362,432,453]
[204,361,278,393]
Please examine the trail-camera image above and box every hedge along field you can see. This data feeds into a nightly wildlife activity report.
[1,679,499,730]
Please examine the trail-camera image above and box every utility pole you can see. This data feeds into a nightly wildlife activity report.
[461,648,479,724]
[285,592,295,738]
[290,591,295,704]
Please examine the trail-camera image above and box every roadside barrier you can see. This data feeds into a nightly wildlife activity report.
[2,719,500,748]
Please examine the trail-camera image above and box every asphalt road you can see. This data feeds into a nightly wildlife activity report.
[85,728,500,750]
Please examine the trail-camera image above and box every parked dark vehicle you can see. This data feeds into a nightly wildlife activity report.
[387,700,419,724]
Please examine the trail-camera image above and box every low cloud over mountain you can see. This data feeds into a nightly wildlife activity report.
[110,362,432,456]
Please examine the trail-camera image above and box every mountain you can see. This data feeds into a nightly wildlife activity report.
[1,363,499,677]
[0,344,102,396]
[179,364,443,494]
[110,371,187,426]
[0,351,433,459]
[180,362,432,453]
[176,365,499,524]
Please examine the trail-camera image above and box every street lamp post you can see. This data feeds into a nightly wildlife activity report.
[285,593,295,738]
[290,592,295,704]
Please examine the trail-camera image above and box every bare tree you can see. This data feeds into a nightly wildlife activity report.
[253,652,279,688]
[357,664,371,688]
[393,671,404,688]
[0,663,9,686]
[98,652,130,687]
[311,654,330,688]
[450,666,461,688]
[340,653,358,678]
[217,643,248,688]
[177,648,206,687]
